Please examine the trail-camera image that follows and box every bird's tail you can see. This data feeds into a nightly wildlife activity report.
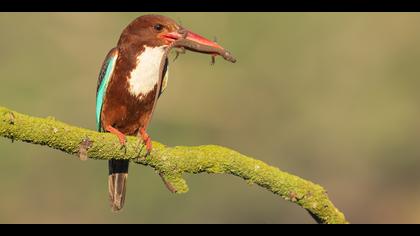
[108,159,129,212]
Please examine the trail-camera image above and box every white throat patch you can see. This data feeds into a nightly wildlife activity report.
[128,45,166,98]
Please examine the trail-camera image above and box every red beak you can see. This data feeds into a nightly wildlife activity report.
[161,28,223,50]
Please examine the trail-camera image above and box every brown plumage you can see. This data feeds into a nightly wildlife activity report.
[101,15,179,136]
[100,15,181,212]
[97,14,233,212]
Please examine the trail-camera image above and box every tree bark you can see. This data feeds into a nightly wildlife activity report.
[0,106,348,224]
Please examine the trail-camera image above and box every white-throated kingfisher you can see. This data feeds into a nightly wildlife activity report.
[96,14,232,212]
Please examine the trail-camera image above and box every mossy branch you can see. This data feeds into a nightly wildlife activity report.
[0,106,348,224]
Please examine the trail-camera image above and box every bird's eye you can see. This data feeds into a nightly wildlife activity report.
[154,24,164,31]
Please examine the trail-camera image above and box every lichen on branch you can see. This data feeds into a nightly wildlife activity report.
[0,106,348,224]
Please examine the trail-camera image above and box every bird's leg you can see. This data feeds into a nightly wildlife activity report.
[105,125,126,148]
[139,127,152,156]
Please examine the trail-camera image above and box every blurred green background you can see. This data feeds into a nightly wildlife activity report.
[1,13,420,223]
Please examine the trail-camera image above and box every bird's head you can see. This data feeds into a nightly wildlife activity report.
[118,14,223,51]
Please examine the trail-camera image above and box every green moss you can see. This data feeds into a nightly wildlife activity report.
[0,105,348,224]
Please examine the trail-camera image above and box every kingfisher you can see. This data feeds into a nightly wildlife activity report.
[96,14,231,212]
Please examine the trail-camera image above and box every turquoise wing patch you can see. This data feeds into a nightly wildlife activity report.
[96,48,118,131]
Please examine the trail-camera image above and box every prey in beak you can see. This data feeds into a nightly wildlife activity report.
[160,28,236,64]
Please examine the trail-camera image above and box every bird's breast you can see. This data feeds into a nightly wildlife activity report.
[128,45,166,98]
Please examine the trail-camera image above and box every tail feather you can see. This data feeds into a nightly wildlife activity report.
[108,160,129,212]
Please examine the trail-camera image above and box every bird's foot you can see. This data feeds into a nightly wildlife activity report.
[139,128,152,157]
[105,125,127,149]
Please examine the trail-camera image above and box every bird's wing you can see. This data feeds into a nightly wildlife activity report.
[159,58,169,97]
[147,57,169,124]
[96,48,118,132]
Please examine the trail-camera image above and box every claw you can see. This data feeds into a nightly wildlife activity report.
[105,125,126,146]
[145,138,152,156]
[139,128,152,156]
